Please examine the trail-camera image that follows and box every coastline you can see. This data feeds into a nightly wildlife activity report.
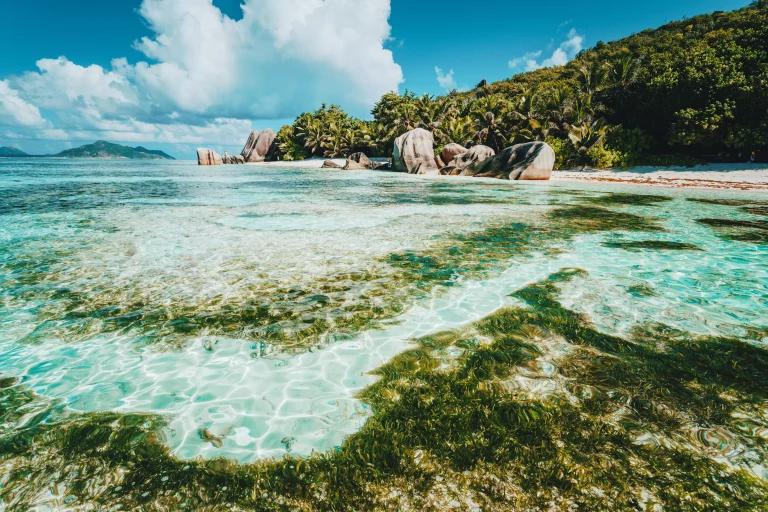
[253,159,768,191]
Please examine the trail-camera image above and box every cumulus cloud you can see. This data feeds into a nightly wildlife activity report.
[0,80,49,128]
[0,0,403,151]
[508,51,543,72]
[435,67,456,90]
[508,28,585,72]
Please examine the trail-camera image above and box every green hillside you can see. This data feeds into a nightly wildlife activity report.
[54,141,175,160]
[0,146,28,156]
[273,1,768,168]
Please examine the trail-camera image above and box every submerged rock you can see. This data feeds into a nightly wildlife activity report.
[343,152,373,170]
[393,128,439,174]
[197,148,223,166]
[477,141,555,180]
[441,143,467,166]
[241,129,277,162]
[440,145,496,176]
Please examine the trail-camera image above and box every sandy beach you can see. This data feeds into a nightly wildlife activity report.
[258,159,768,191]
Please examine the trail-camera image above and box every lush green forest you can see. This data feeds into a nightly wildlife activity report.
[54,141,175,160]
[274,1,768,169]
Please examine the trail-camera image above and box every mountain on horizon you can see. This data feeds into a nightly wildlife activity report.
[54,141,175,160]
[0,146,29,156]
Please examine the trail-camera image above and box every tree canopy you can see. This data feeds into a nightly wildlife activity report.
[274,2,768,168]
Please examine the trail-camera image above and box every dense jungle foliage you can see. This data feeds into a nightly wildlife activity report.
[274,2,768,169]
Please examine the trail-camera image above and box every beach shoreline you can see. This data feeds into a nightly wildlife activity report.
[252,159,768,191]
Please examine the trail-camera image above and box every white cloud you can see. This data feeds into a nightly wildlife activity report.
[0,80,49,128]
[508,28,585,72]
[508,51,542,71]
[0,0,403,151]
[435,67,456,90]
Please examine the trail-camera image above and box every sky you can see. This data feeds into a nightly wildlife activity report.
[0,0,753,159]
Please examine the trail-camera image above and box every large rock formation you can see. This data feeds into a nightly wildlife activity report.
[393,128,439,174]
[441,143,467,166]
[241,129,277,162]
[197,148,223,166]
[322,160,343,169]
[222,153,246,164]
[343,152,373,170]
[240,131,260,161]
[476,142,555,180]
[439,145,496,176]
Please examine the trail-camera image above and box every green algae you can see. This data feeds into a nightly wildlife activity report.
[586,192,674,207]
[696,218,768,244]
[602,240,703,251]
[744,206,768,216]
[3,269,767,511]
[687,198,768,219]
[3,203,665,355]
[548,205,665,233]
[688,198,755,207]
[627,284,657,297]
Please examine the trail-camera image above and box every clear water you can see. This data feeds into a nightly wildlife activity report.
[1,159,766,468]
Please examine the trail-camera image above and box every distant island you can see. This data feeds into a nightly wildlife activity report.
[54,141,175,160]
[0,146,29,157]
[0,141,175,160]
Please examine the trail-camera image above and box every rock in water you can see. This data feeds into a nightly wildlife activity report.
[241,129,277,162]
[393,128,439,174]
[322,160,343,169]
[439,145,496,176]
[441,143,467,166]
[223,153,246,164]
[197,148,223,166]
[344,152,373,170]
[240,130,261,161]
[476,142,555,180]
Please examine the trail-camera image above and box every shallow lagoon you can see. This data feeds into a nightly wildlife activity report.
[1,159,767,509]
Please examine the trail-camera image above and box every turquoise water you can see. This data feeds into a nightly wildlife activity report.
[1,159,767,508]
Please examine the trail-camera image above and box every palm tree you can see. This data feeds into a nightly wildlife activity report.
[509,86,548,142]
[436,116,475,147]
[414,94,442,132]
[474,112,507,151]
[567,93,596,127]
[543,85,574,136]
[610,54,642,89]
[297,118,326,156]
[578,61,611,96]
[391,101,420,134]
[568,117,611,151]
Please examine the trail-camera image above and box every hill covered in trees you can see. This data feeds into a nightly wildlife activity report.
[54,141,175,160]
[0,147,29,157]
[273,1,768,169]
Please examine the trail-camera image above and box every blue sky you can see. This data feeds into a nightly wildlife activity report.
[0,0,752,158]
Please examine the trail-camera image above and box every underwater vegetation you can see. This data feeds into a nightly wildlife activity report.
[601,240,703,251]
[2,269,767,511]
[685,197,768,244]
[1,190,667,355]
[587,193,674,207]
[696,218,768,244]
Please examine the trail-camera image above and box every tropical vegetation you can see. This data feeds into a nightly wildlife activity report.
[274,2,768,169]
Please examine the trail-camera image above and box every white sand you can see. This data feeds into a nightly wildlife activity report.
[253,160,768,190]
[553,163,768,190]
